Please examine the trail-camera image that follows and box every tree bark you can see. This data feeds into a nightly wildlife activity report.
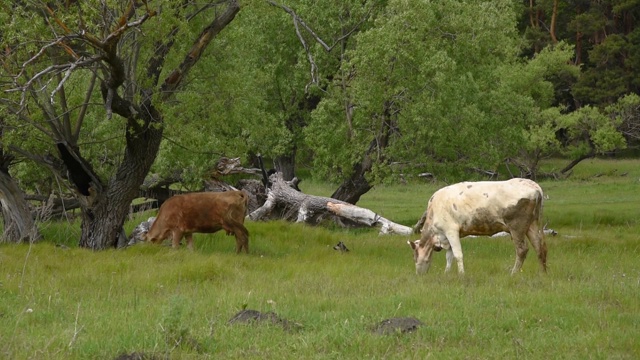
[330,161,373,205]
[274,153,296,181]
[550,0,558,44]
[78,111,163,249]
[0,170,40,243]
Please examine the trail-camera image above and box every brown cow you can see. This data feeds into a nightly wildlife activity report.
[145,190,250,253]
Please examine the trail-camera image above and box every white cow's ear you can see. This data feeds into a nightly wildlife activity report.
[408,240,419,250]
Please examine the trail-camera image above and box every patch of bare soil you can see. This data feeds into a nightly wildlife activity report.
[228,309,303,332]
[371,317,424,335]
[113,352,164,360]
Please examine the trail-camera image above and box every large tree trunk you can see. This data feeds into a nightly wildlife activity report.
[549,0,558,43]
[0,170,40,243]
[330,161,373,205]
[78,117,163,249]
[274,153,296,181]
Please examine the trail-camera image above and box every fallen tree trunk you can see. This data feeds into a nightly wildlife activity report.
[325,202,412,235]
[247,172,412,235]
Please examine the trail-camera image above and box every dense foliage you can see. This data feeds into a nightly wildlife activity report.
[1,0,639,245]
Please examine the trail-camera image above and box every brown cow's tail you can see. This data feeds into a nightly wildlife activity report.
[239,190,249,216]
[227,190,250,237]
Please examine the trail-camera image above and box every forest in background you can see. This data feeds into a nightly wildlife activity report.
[1,0,639,248]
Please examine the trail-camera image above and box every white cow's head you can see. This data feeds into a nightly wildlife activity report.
[408,239,439,275]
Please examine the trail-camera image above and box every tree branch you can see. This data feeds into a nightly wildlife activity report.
[266,1,372,89]
[160,0,240,100]
[73,67,98,141]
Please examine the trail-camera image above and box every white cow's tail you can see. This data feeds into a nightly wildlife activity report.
[534,188,544,228]
[413,209,428,234]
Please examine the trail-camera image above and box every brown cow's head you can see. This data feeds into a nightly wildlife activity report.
[407,238,438,275]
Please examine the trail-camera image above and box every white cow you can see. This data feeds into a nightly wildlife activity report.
[408,178,547,275]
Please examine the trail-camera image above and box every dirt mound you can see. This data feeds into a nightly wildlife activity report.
[371,317,424,335]
[113,352,163,360]
[228,309,302,331]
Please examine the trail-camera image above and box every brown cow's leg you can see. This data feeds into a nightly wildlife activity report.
[527,225,547,273]
[171,231,183,249]
[235,225,250,254]
[186,234,194,251]
[225,220,249,254]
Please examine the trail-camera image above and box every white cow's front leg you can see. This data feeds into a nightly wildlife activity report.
[445,248,454,273]
[446,231,464,274]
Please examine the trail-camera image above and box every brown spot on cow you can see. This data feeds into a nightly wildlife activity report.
[145,190,250,253]
[452,203,458,211]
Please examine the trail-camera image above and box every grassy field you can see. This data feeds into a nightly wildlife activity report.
[1,158,639,359]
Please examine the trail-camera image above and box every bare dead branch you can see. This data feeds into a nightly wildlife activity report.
[266,0,373,89]
[293,18,318,89]
[101,10,155,50]
[9,55,103,112]
[19,39,66,72]
[50,63,77,106]
[267,1,331,50]
[74,67,98,141]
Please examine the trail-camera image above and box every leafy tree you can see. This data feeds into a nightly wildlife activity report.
[555,103,628,174]
[307,0,566,199]
[0,1,240,249]
[199,0,381,181]
[520,0,640,108]
[573,32,640,105]
[506,42,580,177]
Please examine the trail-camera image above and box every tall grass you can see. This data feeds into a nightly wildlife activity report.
[1,158,639,359]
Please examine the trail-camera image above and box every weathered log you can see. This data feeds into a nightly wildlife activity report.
[248,172,411,234]
[325,202,413,235]
[212,157,262,177]
[235,179,266,213]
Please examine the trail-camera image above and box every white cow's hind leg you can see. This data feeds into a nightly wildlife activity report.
[510,232,529,274]
[527,225,547,273]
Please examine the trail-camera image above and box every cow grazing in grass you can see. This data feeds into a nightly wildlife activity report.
[408,178,547,275]
[145,190,250,253]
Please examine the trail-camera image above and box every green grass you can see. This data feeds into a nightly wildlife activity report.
[1,158,640,359]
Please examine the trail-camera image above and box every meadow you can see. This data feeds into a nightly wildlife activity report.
[1,158,639,359]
